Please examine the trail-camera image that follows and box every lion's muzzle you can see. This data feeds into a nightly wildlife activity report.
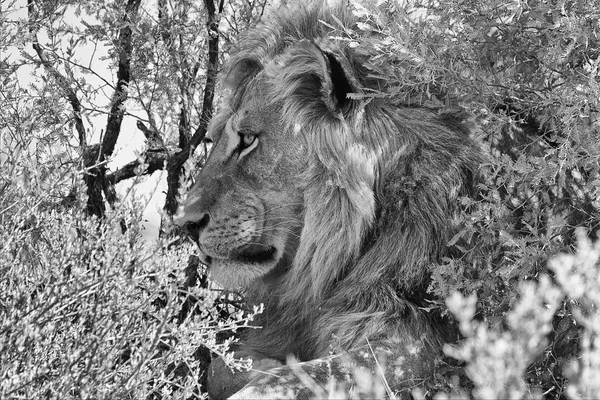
[175,190,287,287]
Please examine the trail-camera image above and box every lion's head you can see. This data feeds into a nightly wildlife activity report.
[177,3,482,398]
[177,8,385,295]
[177,70,306,289]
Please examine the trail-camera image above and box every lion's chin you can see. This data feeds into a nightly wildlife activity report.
[208,254,280,288]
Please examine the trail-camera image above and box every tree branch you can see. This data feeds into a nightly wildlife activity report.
[27,0,86,147]
[191,0,223,149]
[163,0,222,217]
[137,120,166,148]
[84,0,140,217]
[106,151,169,185]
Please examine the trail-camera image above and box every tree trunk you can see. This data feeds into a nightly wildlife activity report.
[163,0,225,218]
[84,0,141,218]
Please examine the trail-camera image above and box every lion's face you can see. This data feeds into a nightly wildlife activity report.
[178,74,305,288]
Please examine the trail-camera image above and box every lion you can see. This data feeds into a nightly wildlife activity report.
[176,3,482,399]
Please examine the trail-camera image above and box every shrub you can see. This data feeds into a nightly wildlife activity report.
[345,0,599,397]
[0,161,256,399]
[549,230,600,399]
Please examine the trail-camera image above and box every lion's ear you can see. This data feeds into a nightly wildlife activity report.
[319,49,354,113]
[223,57,263,93]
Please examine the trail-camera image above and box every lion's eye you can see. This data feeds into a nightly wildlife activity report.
[236,129,259,158]
[240,133,256,149]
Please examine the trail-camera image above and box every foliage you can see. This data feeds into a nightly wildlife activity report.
[445,276,563,399]
[1,0,268,223]
[0,149,256,399]
[436,231,600,400]
[550,231,600,399]
[1,0,600,398]
[343,0,600,397]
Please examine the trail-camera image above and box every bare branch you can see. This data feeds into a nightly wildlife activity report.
[27,0,86,147]
[105,118,170,185]
[136,120,153,140]
[51,53,116,91]
[191,0,221,150]
[106,151,169,185]
[137,120,167,149]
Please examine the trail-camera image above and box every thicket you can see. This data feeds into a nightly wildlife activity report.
[351,0,599,397]
[1,0,599,398]
[0,157,261,398]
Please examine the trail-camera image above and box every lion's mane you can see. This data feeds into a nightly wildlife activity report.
[221,2,482,370]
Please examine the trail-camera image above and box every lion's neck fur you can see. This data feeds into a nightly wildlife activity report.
[243,103,479,359]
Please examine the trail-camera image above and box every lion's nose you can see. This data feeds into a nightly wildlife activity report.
[176,212,210,243]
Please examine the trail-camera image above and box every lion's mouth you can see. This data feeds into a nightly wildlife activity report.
[233,244,277,264]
